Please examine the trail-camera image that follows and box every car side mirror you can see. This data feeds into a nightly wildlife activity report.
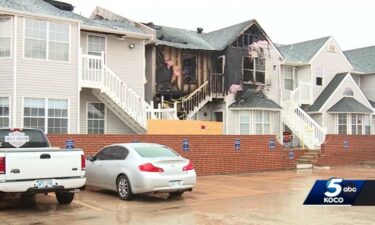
[86,155,95,162]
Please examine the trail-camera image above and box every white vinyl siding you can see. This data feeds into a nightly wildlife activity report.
[0,16,12,57]
[23,98,68,134]
[0,97,10,128]
[24,18,70,61]
[87,102,105,134]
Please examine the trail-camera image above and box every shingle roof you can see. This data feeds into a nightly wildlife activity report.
[229,85,282,110]
[0,0,146,34]
[307,73,347,112]
[369,100,375,108]
[278,36,330,63]
[149,20,257,51]
[328,97,372,113]
[344,46,375,73]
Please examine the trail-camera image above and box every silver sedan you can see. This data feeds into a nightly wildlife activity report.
[86,143,196,200]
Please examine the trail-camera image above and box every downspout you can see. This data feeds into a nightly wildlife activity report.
[77,22,81,134]
[13,16,17,128]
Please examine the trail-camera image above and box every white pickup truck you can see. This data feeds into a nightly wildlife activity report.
[0,128,86,204]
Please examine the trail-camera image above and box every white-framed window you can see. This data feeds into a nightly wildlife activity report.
[24,18,70,61]
[88,35,105,56]
[338,113,347,135]
[47,99,68,134]
[0,16,12,57]
[364,115,371,135]
[255,111,271,134]
[243,57,265,84]
[351,114,363,135]
[0,97,10,128]
[284,66,293,90]
[87,103,105,134]
[239,111,250,134]
[23,97,68,134]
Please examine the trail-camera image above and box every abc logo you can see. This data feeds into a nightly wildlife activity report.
[343,186,357,193]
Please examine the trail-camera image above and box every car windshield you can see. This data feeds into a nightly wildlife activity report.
[134,146,179,158]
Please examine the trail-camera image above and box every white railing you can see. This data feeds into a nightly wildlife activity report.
[291,81,311,105]
[282,100,326,149]
[147,101,178,120]
[81,53,178,130]
[182,81,211,118]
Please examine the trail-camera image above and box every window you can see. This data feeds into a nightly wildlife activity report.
[23,98,68,133]
[95,146,128,160]
[88,35,105,56]
[215,56,225,74]
[0,97,9,128]
[182,54,197,83]
[88,103,105,134]
[24,98,45,131]
[243,57,265,84]
[364,115,371,135]
[24,18,69,61]
[47,99,68,134]
[351,114,363,135]
[338,113,347,135]
[316,77,323,86]
[255,111,271,134]
[94,147,111,160]
[284,66,293,90]
[239,111,250,134]
[0,16,12,57]
[134,146,179,158]
[49,22,69,61]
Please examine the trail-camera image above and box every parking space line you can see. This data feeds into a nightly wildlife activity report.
[47,193,104,211]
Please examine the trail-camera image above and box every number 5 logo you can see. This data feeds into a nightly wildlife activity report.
[325,178,343,197]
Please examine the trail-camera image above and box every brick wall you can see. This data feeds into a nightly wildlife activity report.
[316,135,375,166]
[48,135,303,176]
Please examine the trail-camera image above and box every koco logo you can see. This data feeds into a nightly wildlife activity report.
[324,178,357,204]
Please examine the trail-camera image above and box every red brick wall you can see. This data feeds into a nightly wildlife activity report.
[316,135,375,166]
[47,135,303,176]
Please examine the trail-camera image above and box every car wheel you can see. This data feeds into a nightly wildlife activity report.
[169,191,184,197]
[55,192,75,204]
[117,175,133,201]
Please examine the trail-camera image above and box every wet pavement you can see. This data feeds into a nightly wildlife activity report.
[1,165,375,225]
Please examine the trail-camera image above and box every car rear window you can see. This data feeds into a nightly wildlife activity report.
[0,129,49,148]
[134,146,179,158]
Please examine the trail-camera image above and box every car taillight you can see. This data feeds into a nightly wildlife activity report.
[183,160,194,171]
[139,163,164,172]
[0,157,5,174]
[10,128,23,132]
[81,155,86,171]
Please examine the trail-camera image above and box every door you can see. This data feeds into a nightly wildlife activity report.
[100,146,129,190]
[86,147,111,188]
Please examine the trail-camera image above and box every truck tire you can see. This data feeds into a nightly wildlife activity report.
[55,192,75,204]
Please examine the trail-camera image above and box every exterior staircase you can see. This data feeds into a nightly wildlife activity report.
[296,151,320,169]
[80,52,177,134]
[282,83,326,150]
[182,73,225,119]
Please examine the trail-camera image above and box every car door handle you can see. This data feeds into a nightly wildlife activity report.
[40,154,51,159]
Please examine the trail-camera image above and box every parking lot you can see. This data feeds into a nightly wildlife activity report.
[1,165,375,225]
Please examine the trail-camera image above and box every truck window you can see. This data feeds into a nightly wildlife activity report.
[0,129,50,148]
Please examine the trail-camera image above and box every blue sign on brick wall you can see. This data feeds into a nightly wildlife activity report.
[234,139,240,151]
[344,139,349,150]
[289,151,294,159]
[65,139,74,149]
[269,139,275,150]
[183,139,190,151]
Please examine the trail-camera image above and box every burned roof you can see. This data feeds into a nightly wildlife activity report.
[229,84,282,110]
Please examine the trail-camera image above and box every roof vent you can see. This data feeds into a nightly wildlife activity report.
[197,27,204,34]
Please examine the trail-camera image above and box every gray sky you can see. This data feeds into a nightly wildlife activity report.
[64,0,374,50]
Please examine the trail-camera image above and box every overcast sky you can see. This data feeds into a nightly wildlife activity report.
[63,0,374,50]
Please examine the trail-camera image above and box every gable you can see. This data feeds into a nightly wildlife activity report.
[320,74,373,113]
[230,25,266,48]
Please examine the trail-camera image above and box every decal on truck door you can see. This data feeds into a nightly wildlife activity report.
[5,131,30,148]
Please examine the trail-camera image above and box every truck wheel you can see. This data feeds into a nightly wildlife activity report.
[117,175,133,201]
[56,192,75,204]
